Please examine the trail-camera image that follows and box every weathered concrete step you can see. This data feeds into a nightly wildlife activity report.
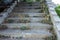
[0,38,45,40]
[5,18,46,23]
[18,4,41,6]
[7,17,46,20]
[13,8,42,11]
[15,3,44,8]
[15,6,43,9]
[14,7,42,10]
[8,13,46,18]
[0,29,52,38]
[18,2,42,5]
[12,10,43,13]
[17,1,44,7]
[2,22,52,29]
[19,2,41,4]
[0,23,52,30]
[19,38,44,40]
[16,5,42,8]
[14,9,42,11]
[15,3,43,8]
[13,9,42,13]
[9,13,45,15]
[2,23,52,29]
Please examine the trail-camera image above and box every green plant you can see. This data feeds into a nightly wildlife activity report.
[20,26,30,30]
[55,5,60,17]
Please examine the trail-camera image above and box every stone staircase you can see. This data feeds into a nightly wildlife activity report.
[0,1,56,40]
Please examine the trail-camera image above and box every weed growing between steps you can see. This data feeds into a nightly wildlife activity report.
[40,14,53,25]
[20,26,31,30]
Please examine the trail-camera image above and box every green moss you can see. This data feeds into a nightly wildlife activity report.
[20,26,30,30]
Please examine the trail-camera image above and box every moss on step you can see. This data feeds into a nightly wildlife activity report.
[20,26,31,30]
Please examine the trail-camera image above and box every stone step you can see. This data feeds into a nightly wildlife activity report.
[6,17,46,23]
[14,7,42,10]
[16,4,44,9]
[12,9,42,13]
[17,4,42,7]
[6,18,52,25]
[3,18,48,24]
[2,23,52,29]
[16,2,44,7]
[15,5,42,8]
[8,13,46,18]
[0,38,45,40]
[19,1,42,3]
[18,2,42,5]
[0,29,52,38]
[12,10,43,13]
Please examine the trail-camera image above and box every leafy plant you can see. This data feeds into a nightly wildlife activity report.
[55,5,60,17]
[20,26,30,30]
